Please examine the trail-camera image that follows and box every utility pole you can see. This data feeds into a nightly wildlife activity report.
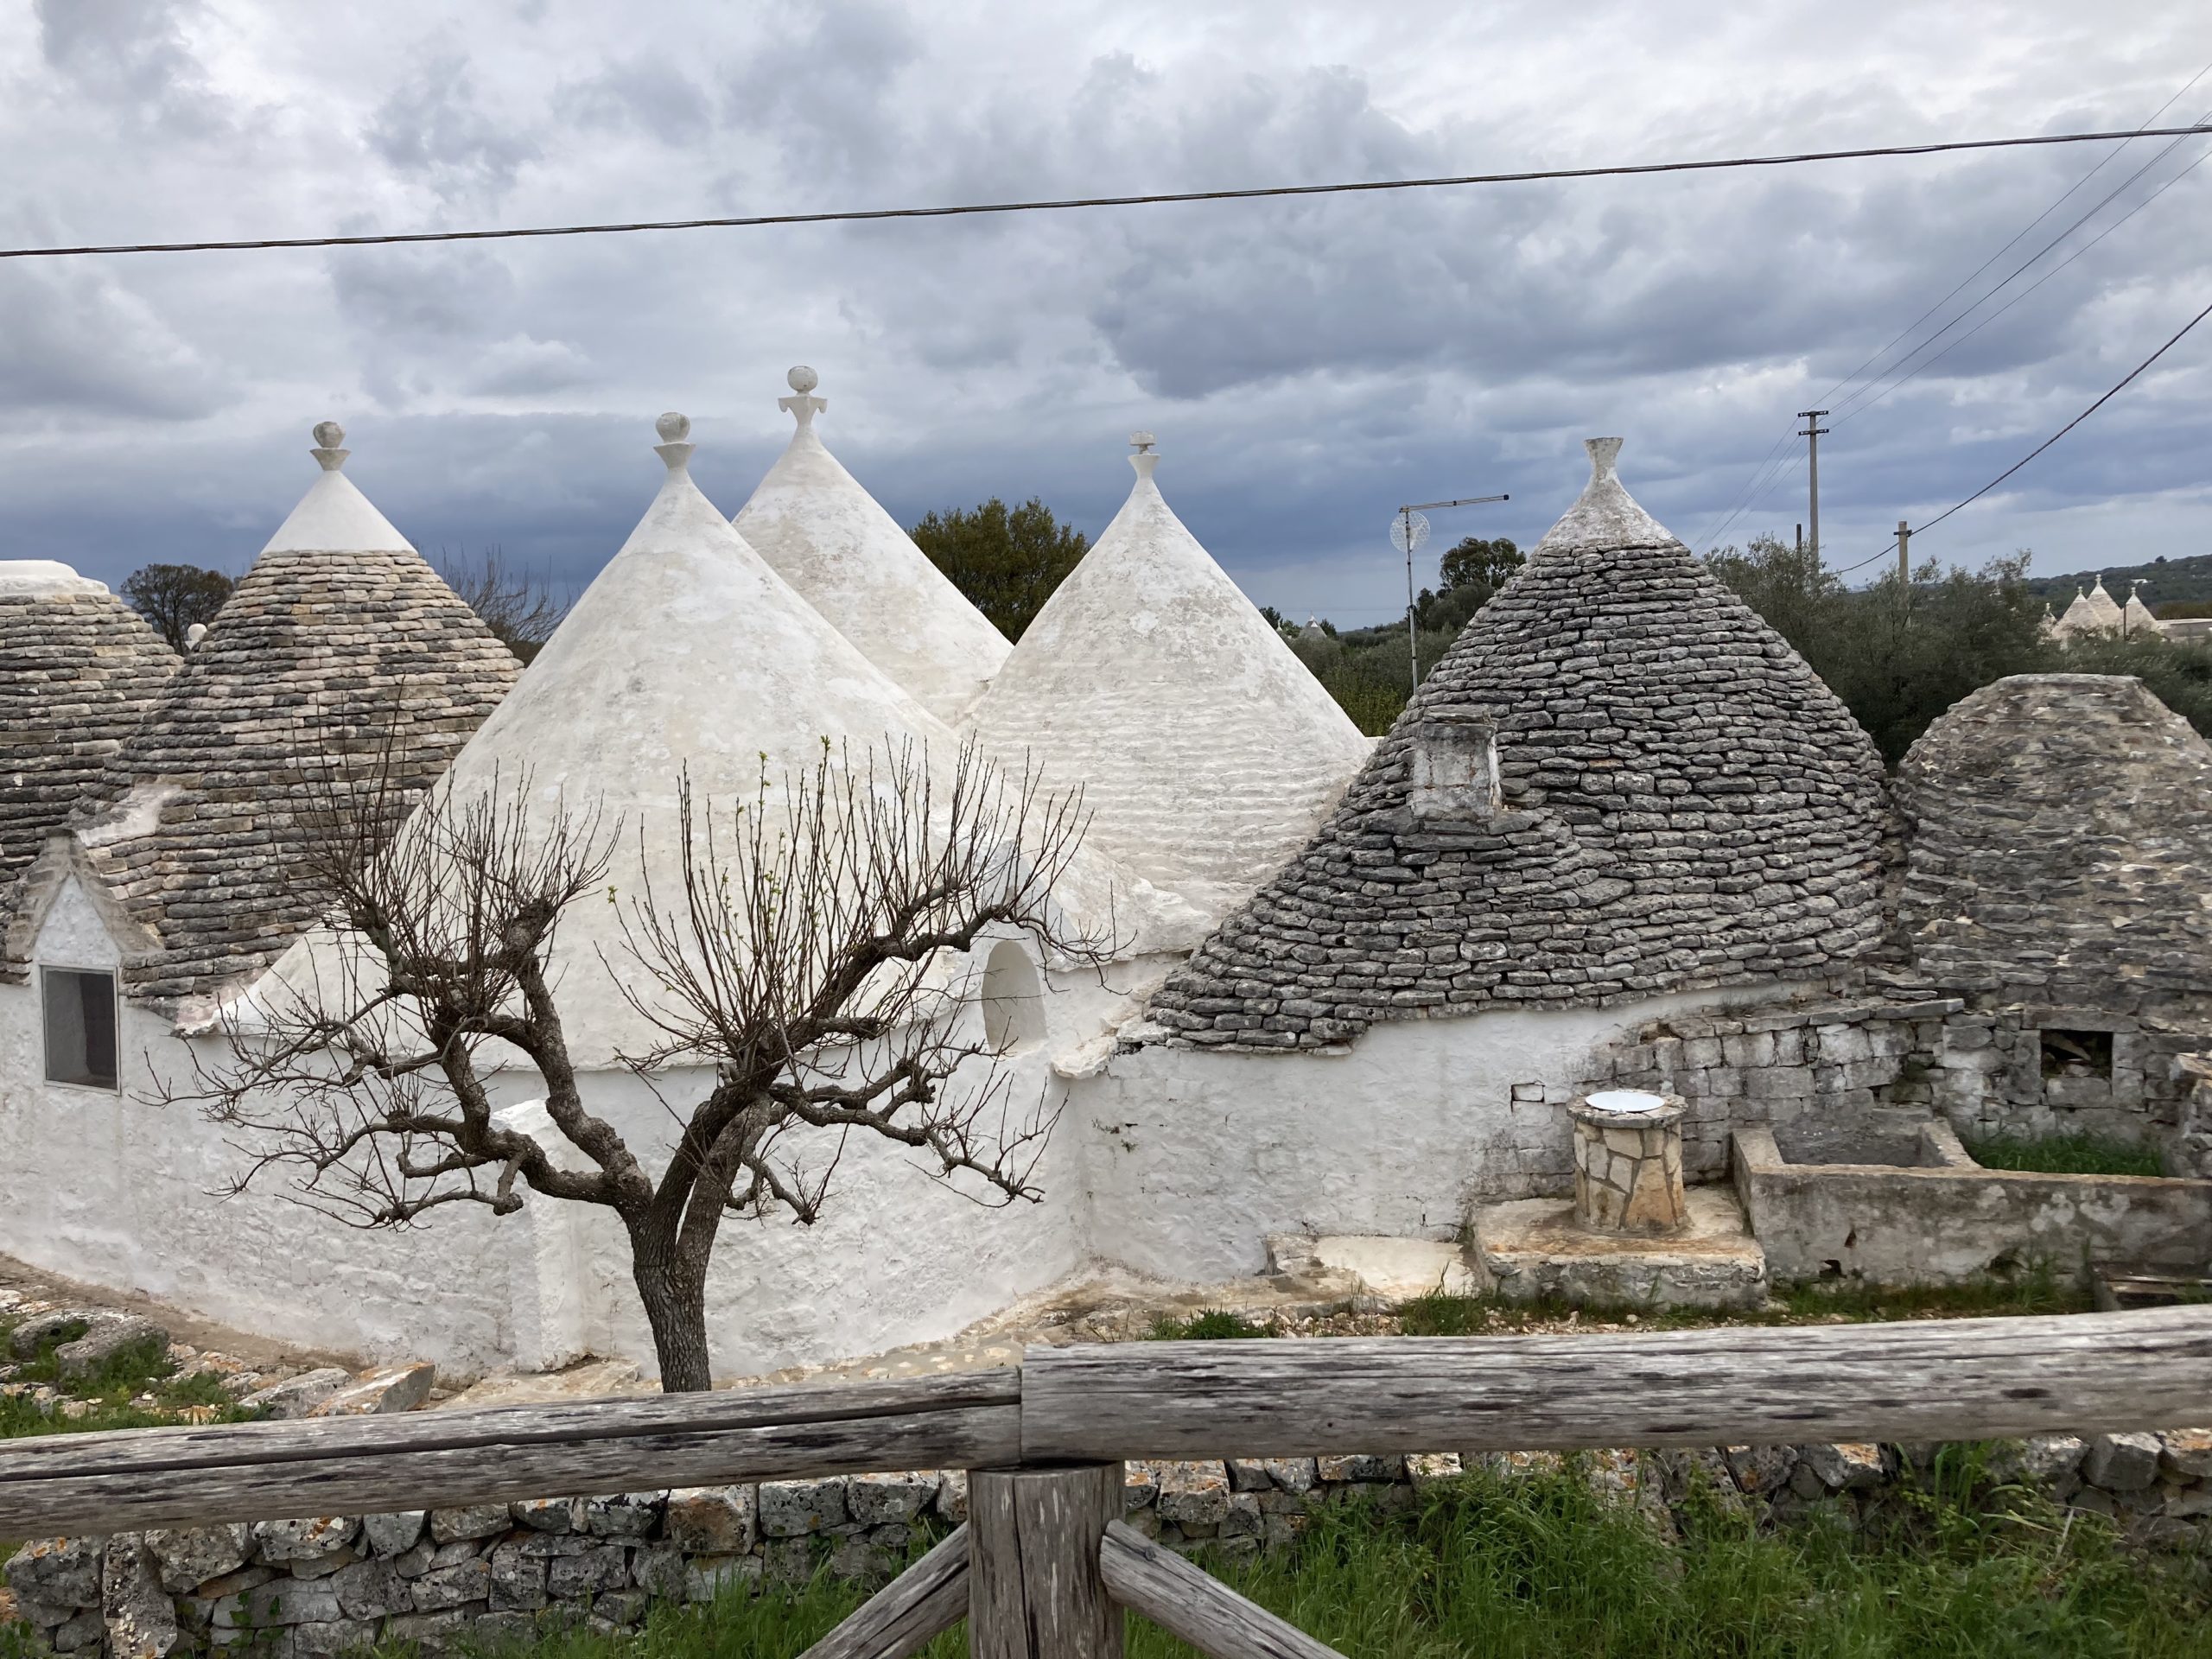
[1796,523,1804,556]
[1895,520,1911,609]
[1393,492,1509,689]
[1796,410,1830,562]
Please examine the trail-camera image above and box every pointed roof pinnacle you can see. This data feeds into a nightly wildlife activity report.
[654,410,695,472]
[309,421,348,472]
[1129,429,1160,482]
[1585,435,1624,480]
[779,365,828,430]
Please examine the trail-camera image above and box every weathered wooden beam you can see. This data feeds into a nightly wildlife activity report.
[0,1371,1020,1536]
[1100,1521,1344,1659]
[1022,1306,2212,1463]
[969,1464,1124,1659]
[800,1523,969,1659]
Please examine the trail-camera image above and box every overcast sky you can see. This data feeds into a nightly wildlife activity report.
[3,0,2208,623]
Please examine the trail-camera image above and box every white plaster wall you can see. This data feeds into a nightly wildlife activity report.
[486,944,1145,1380]
[0,877,519,1375]
[1080,987,1778,1283]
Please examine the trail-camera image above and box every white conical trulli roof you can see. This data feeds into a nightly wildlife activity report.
[733,367,1010,723]
[2083,575,2126,632]
[287,415,1198,1061]
[2124,582,2165,638]
[966,435,1370,918]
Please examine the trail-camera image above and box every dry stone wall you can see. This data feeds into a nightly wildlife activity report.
[1588,994,2212,1182]
[9,1431,2209,1656]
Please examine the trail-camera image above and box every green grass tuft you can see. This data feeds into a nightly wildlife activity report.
[1144,1308,1274,1341]
[1964,1132,2169,1178]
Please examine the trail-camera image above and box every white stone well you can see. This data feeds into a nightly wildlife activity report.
[1566,1089,1689,1236]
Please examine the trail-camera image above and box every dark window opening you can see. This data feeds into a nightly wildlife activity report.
[2039,1028,2113,1082]
[41,967,118,1090]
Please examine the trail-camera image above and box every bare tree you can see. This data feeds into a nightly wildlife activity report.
[435,546,569,662]
[168,736,1108,1391]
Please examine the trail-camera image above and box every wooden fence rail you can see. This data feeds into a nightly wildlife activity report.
[3,1305,2209,1659]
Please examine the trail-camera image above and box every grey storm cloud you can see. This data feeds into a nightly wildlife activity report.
[0,0,2207,614]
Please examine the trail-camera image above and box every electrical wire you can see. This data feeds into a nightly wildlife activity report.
[1829,107,2212,425]
[3,124,2209,261]
[1826,291,2212,576]
[1834,137,2212,422]
[1693,67,2212,550]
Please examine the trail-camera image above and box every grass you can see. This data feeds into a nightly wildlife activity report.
[1964,1132,2170,1178]
[339,1458,2212,1659]
[1144,1308,1277,1341]
[0,1314,262,1440]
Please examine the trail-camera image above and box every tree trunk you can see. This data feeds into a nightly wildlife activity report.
[630,1227,714,1393]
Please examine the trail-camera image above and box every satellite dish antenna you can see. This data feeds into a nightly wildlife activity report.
[1389,511,1431,554]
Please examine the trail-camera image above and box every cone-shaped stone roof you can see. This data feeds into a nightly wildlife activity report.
[0,563,175,953]
[2055,588,2104,637]
[63,423,518,1013]
[2123,583,2165,639]
[361,414,1200,1064]
[2083,575,2126,632]
[733,368,1009,723]
[1895,673,2212,1012]
[965,436,1370,918]
[1147,437,1889,1049]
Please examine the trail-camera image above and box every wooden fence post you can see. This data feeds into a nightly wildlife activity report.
[968,1463,1123,1658]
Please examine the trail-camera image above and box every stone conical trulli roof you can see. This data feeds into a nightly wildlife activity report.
[732,368,1010,723]
[64,423,518,1013]
[1893,673,2212,1013]
[2083,575,2126,632]
[964,435,1370,918]
[1148,437,1890,1050]
[0,562,175,955]
[2055,587,2103,638]
[2123,582,2165,639]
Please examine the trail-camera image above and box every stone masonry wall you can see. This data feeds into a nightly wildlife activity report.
[8,1431,2209,1658]
[1588,994,2212,1182]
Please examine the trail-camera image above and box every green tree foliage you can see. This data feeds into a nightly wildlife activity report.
[910,497,1088,641]
[1707,534,2212,763]
[1439,535,1523,592]
[120,563,235,652]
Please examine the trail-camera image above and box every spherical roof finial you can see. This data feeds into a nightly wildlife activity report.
[313,420,345,449]
[786,365,819,394]
[656,411,691,444]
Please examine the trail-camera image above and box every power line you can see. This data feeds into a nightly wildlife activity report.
[1814,60,2212,421]
[1693,67,2212,550]
[1834,135,2212,420]
[1827,290,2212,575]
[4,124,2210,262]
[1830,107,2212,426]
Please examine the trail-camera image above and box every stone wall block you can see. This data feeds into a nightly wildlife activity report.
[427,1506,509,1545]
[582,1492,665,1538]
[359,1512,427,1557]
[2086,1432,2164,1492]
[757,1479,848,1538]
[144,1526,251,1595]
[664,1487,756,1555]
[844,1472,938,1527]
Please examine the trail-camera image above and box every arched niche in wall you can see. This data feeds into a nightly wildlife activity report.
[980,938,1044,1053]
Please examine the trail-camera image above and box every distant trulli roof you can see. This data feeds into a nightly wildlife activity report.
[0,561,175,959]
[2055,587,2102,637]
[296,414,1199,1065]
[1147,437,1890,1050]
[57,423,518,1014]
[2084,575,2126,632]
[2123,582,2165,639]
[732,367,1010,723]
[964,435,1370,918]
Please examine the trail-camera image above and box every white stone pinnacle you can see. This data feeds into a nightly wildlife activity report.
[1129,429,1160,481]
[310,420,349,473]
[1585,436,1624,480]
[779,365,828,429]
[654,410,696,472]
